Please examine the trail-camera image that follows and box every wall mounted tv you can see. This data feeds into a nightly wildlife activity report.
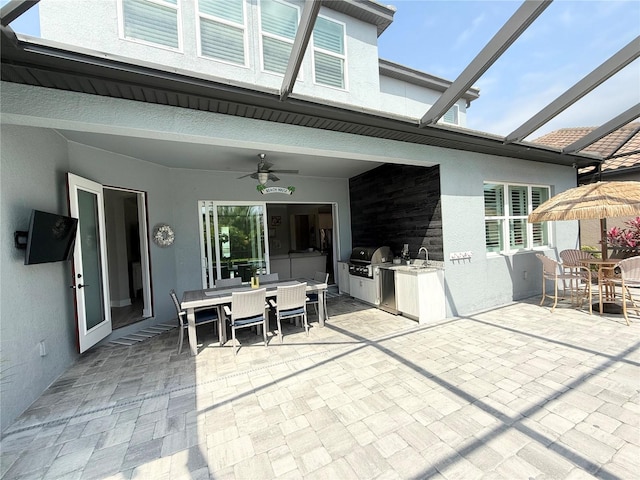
[24,209,79,265]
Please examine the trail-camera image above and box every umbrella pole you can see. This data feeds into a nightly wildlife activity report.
[600,218,608,260]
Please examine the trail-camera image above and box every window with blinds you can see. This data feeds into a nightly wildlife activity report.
[260,0,299,75]
[484,182,550,253]
[198,0,246,65]
[312,16,346,89]
[442,105,459,125]
[121,0,180,50]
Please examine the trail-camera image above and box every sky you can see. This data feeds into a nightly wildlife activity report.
[4,0,640,141]
[378,0,640,139]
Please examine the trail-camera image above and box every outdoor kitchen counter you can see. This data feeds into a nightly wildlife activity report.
[385,262,446,323]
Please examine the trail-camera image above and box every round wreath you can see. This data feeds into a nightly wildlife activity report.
[153,223,175,247]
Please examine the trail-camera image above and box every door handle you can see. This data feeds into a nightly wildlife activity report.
[77,284,89,289]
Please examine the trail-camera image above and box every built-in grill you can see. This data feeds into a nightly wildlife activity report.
[348,246,392,278]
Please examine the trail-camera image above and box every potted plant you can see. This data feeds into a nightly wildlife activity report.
[606,217,640,259]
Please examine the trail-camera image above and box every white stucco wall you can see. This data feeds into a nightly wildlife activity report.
[36,0,465,122]
[439,152,578,315]
[1,79,579,430]
[0,125,78,432]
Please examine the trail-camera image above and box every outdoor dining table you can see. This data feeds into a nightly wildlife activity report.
[181,278,328,355]
[579,258,621,314]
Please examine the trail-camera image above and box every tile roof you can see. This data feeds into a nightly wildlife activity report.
[532,123,640,174]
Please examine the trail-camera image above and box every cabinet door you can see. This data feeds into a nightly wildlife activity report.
[396,272,418,317]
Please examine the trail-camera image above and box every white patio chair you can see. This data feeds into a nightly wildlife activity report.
[268,283,308,342]
[536,254,592,314]
[223,288,268,355]
[608,256,640,326]
[258,273,279,283]
[170,289,219,354]
[307,271,329,321]
[216,277,242,288]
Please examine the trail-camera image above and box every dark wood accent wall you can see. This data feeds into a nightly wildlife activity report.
[349,164,442,261]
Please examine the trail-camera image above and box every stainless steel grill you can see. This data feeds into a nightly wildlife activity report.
[348,246,392,278]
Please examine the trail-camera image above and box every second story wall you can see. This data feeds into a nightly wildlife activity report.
[38,0,472,124]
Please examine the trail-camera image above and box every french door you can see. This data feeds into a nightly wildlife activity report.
[67,173,112,352]
[199,202,270,288]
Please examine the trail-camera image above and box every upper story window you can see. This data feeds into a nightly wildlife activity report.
[260,0,299,75]
[484,182,550,254]
[120,0,181,50]
[442,105,459,125]
[312,16,346,89]
[198,0,247,65]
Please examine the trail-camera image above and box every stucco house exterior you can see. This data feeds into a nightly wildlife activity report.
[1,0,600,431]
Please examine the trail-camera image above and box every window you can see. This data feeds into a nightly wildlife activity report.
[198,0,246,65]
[312,16,346,89]
[484,182,550,253]
[120,0,180,50]
[260,0,299,75]
[442,105,459,125]
[199,202,270,288]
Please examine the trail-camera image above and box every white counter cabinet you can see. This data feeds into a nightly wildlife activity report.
[349,275,378,305]
[395,268,445,323]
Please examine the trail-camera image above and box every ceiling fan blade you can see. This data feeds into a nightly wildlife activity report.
[268,173,280,182]
[258,161,273,171]
[270,169,299,174]
[237,172,254,179]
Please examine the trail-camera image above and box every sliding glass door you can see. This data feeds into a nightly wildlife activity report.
[199,202,270,288]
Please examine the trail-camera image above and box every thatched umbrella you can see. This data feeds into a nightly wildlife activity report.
[528,181,640,259]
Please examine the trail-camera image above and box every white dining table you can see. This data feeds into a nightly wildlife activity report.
[181,278,328,355]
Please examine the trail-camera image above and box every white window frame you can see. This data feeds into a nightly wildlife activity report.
[441,105,459,125]
[199,201,271,288]
[117,0,183,52]
[196,0,249,67]
[258,0,301,78]
[311,14,348,91]
[484,181,551,255]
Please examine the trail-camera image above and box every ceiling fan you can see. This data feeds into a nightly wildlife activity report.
[238,153,299,185]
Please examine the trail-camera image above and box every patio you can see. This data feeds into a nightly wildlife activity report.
[1,295,638,480]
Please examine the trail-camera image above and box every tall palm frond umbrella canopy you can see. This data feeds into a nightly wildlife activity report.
[528,181,640,259]
[528,181,640,222]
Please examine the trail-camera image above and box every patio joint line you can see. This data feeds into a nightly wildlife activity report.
[2,320,417,439]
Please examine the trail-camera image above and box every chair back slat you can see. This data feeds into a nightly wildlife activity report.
[560,249,594,266]
[231,288,266,319]
[258,273,279,283]
[169,289,181,314]
[618,256,640,282]
[277,283,307,311]
[216,277,242,288]
[313,271,329,283]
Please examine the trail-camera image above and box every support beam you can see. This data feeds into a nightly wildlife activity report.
[607,124,640,159]
[562,104,640,154]
[419,0,551,127]
[279,0,321,101]
[506,36,640,143]
[0,0,39,27]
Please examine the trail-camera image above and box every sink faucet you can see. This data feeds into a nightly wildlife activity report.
[418,247,429,261]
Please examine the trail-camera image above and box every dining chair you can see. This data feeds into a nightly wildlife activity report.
[216,277,242,288]
[258,273,279,283]
[608,256,640,326]
[535,254,592,313]
[223,288,268,355]
[170,289,219,354]
[307,271,329,321]
[269,283,308,342]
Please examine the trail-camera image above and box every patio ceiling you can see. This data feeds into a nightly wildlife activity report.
[2,0,638,179]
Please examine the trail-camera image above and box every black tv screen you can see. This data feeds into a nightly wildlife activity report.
[24,210,79,265]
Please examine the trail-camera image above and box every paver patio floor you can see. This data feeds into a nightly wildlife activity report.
[1,295,639,479]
